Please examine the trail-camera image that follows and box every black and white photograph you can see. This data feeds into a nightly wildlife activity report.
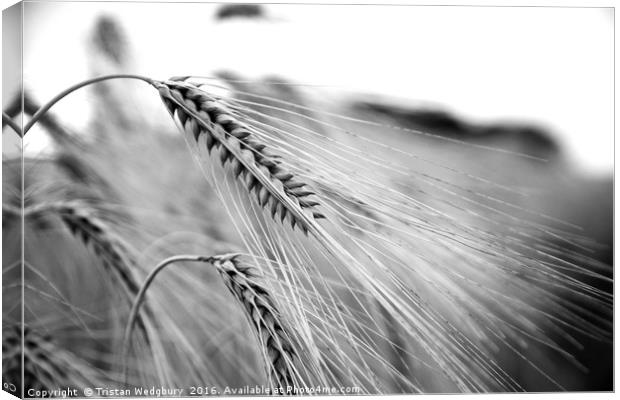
[1,0,615,397]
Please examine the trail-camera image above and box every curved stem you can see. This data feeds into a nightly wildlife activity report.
[121,254,215,385]
[23,74,155,136]
[3,112,22,137]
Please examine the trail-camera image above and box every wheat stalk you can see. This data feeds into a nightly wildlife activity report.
[155,78,325,235]
[124,254,299,391]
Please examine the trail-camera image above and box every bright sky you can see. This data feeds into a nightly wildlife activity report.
[15,2,614,174]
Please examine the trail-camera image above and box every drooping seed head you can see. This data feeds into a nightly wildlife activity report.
[26,201,140,295]
[155,78,325,236]
[210,254,298,390]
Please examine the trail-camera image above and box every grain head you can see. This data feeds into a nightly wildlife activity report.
[155,78,325,235]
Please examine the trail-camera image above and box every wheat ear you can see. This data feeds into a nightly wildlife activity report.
[155,78,324,235]
[124,254,299,390]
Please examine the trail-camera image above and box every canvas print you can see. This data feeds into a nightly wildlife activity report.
[2,1,613,397]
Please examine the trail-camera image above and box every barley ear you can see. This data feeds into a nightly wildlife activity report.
[211,255,299,391]
[155,78,325,236]
[24,201,141,298]
[23,201,154,346]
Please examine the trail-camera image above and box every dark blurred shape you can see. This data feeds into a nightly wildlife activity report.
[2,325,23,397]
[215,71,332,142]
[2,203,20,230]
[355,101,559,159]
[56,152,94,185]
[214,69,243,83]
[215,4,264,20]
[262,74,332,138]
[91,15,127,65]
[4,90,37,120]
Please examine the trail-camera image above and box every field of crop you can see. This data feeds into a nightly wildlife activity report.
[2,3,613,396]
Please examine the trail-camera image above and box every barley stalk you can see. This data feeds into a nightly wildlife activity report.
[155,78,325,235]
[2,111,21,136]
[124,254,299,391]
[16,74,153,137]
